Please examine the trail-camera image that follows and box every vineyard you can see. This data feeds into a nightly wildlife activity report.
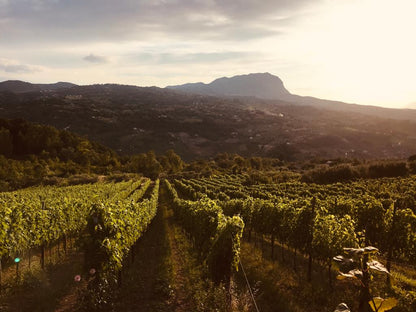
[1,174,416,311]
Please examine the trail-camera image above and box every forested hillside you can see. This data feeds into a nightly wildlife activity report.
[2,82,416,160]
[0,118,184,190]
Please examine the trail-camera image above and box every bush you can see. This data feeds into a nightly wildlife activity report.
[367,161,408,178]
[301,164,359,184]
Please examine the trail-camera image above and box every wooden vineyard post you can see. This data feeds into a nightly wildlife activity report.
[359,253,371,312]
[12,256,21,281]
[293,248,297,272]
[131,243,135,264]
[386,202,397,288]
[307,197,316,282]
[63,234,67,255]
[0,257,2,294]
[15,258,20,280]
[41,244,45,270]
[118,270,122,288]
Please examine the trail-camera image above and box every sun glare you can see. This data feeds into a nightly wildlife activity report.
[281,0,416,107]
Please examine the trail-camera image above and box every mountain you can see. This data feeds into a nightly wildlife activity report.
[168,73,416,121]
[0,80,77,93]
[0,80,40,93]
[167,72,290,99]
[37,81,78,90]
[1,82,416,161]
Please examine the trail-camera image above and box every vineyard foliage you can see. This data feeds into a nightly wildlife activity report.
[165,179,244,285]
[165,173,416,310]
[0,178,156,271]
[2,172,416,310]
[171,174,416,267]
[85,179,159,272]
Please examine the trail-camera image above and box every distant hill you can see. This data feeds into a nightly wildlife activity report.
[2,82,416,161]
[0,80,38,93]
[167,73,290,99]
[0,80,77,93]
[168,73,416,121]
[37,81,78,90]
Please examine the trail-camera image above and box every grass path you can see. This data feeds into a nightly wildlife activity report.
[238,239,360,312]
[164,199,193,311]
[114,189,174,312]
[114,184,200,312]
[101,183,258,312]
[0,245,84,312]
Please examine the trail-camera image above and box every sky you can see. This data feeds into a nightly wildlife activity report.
[0,0,415,108]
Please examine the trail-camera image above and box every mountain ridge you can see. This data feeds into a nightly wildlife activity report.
[166,73,416,120]
[167,72,291,99]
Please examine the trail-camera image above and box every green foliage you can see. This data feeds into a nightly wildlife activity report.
[175,173,416,271]
[164,179,244,286]
[302,161,409,184]
[173,173,416,310]
[302,164,360,184]
[313,214,358,263]
[0,178,153,278]
[368,162,408,179]
[0,119,123,189]
[0,118,118,166]
[0,182,109,259]
[368,297,398,312]
[84,179,158,272]
[355,196,386,245]
[0,119,189,190]
[0,127,13,156]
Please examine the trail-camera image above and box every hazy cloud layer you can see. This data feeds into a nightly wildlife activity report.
[0,0,316,44]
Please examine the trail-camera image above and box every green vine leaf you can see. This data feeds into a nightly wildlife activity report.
[369,297,398,312]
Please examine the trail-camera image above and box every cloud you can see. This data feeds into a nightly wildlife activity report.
[0,58,42,73]
[128,51,257,65]
[0,0,319,44]
[83,54,108,64]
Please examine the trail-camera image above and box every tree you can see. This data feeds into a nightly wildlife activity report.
[164,149,184,173]
[0,127,13,156]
